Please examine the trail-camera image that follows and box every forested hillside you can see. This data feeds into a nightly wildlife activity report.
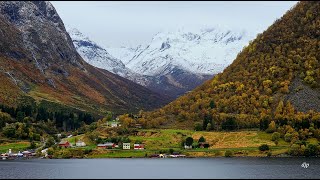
[120,1,320,137]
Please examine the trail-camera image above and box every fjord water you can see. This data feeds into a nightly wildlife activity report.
[0,157,319,179]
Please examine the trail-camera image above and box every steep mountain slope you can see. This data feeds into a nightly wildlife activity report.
[67,28,152,87]
[127,1,320,129]
[0,1,169,115]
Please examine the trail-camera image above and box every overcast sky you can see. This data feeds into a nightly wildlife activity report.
[51,1,298,48]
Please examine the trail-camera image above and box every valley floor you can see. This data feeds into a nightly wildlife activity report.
[2,129,318,158]
[67,129,309,158]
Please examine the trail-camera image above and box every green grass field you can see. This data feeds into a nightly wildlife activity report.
[0,141,30,153]
[87,129,309,158]
[68,128,319,158]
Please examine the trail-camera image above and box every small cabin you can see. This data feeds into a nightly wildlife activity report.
[134,144,144,150]
[76,140,86,147]
[59,141,71,148]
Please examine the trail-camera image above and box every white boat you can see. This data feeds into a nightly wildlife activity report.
[1,153,8,160]
[17,151,23,157]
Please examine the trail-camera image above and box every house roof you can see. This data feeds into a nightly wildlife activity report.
[97,142,114,146]
[59,141,69,144]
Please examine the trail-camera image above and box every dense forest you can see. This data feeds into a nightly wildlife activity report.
[0,96,96,140]
[118,1,320,155]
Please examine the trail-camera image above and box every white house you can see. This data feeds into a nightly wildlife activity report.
[184,143,192,149]
[123,143,130,150]
[111,122,118,127]
[76,140,86,147]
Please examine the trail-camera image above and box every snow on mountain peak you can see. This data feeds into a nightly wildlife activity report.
[115,26,258,76]
[67,27,126,71]
[68,26,259,98]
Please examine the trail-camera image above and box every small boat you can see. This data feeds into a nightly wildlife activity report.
[1,154,8,160]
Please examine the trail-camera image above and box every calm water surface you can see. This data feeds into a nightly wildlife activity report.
[0,157,319,179]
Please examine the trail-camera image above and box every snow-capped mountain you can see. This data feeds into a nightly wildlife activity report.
[67,28,151,86]
[68,27,258,99]
[108,27,257,77]
[67,28,128,77]
[106,45,145,65]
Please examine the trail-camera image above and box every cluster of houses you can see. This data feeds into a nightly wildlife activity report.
[57,140,146,151]
[1,149,36,160]
[97,142,144,150]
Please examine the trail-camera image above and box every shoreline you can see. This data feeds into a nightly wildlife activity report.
[2,155,309,160]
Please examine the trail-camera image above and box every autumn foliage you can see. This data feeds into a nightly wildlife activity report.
[125,2,320,134]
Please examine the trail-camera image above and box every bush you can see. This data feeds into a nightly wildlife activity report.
[194,122,202,131]
[69,149,84,158]
[29,141,36,149]
[198,136,206,143]
[224,150,233,157]
[271,132,280,141]
[2,125,16,138]
[61,150,72,159]
[214,151,222,156]
[304,144,318,157]
[169,149,174,154]
[288,144,305,156]
[206,123,212,131]
[221,116,237,131]
[284,133,292,142]
[47,147,54,155]
[192,142,199,148]
[185,137,193,146]
[267,151,272,157]
[134,140,142,144]
[259,144,270,151]
[32,133,41,141]
[266,121,276,133]
[84,148,93,155]
[45,136,55,148]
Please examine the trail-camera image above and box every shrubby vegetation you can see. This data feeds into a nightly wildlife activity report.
[224,150,233,157]
[259,144,270,151]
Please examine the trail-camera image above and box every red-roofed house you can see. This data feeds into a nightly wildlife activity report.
[59,141,71,148]
[134,144,144,150]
